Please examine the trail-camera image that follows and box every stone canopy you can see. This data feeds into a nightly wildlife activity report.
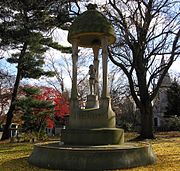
[68,4,116,47]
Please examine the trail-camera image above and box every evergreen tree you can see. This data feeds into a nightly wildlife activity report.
[165,81,180,117]
[0,0,72,140]
[16,87,54,133]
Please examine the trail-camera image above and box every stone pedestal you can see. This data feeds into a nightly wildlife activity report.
[68,97,116,129]
[29,142,156,171]
[61,128,124,145]
[86,95,99,109]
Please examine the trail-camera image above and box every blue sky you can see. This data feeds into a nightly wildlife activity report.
[1,27,179,89]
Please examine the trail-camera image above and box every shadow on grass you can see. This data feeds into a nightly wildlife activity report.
[0,157,52,171]
[0,148,32,155]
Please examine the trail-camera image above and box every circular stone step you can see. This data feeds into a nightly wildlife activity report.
[28,142,156,170]
[61,128,124,145]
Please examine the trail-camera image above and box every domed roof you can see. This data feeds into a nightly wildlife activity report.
[68,4,116,47]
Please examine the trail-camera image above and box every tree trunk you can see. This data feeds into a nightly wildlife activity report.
[139,102,154,139]
[1,71,21,140]
[0,105,15,140]
[1,43,27,141]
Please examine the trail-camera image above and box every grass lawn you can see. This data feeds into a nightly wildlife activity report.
[0,132,179,171]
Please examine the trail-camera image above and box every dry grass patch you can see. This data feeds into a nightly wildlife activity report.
[0,141,52,171]
[0,132,179,171]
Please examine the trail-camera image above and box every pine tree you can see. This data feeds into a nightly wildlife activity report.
[16,87,54,134]
[165,81,180,117]
[0,0,72,140]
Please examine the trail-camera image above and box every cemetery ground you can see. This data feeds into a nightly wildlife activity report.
[0,132,179,171]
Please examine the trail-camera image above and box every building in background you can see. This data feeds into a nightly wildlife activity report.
[153,58,172,127]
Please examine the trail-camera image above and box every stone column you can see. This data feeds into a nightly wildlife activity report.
[93,46,99,96]
[71,39,78,101]
[101,36,109,98]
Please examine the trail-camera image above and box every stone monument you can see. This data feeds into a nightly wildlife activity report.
[28,4,156,170]
[61,3,124,144]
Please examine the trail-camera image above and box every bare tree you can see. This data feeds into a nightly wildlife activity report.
[45,48,92,105]
[44,54,69,93]
[104,0,180,139]
[109,66,128,107]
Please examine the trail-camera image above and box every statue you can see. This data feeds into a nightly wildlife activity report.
[89,64,96,95]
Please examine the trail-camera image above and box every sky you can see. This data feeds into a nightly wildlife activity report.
[1,27,179,91]
[53,0,180,74]
[54,28,180,72]
[1,0,179,89]
[39,27,180,90]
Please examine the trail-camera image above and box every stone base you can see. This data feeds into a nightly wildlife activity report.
[85,95,99,109]
[69,97,116,129]
[28,142,156,171]
[61,128,124,145]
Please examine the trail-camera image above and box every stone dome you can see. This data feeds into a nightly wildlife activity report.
[68,4,116,47]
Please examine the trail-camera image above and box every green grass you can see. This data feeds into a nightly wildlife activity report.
[0,132,179,171]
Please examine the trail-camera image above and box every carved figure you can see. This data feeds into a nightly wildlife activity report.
[89,64,96,95]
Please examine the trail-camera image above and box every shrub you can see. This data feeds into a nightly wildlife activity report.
[160,116,180,131]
